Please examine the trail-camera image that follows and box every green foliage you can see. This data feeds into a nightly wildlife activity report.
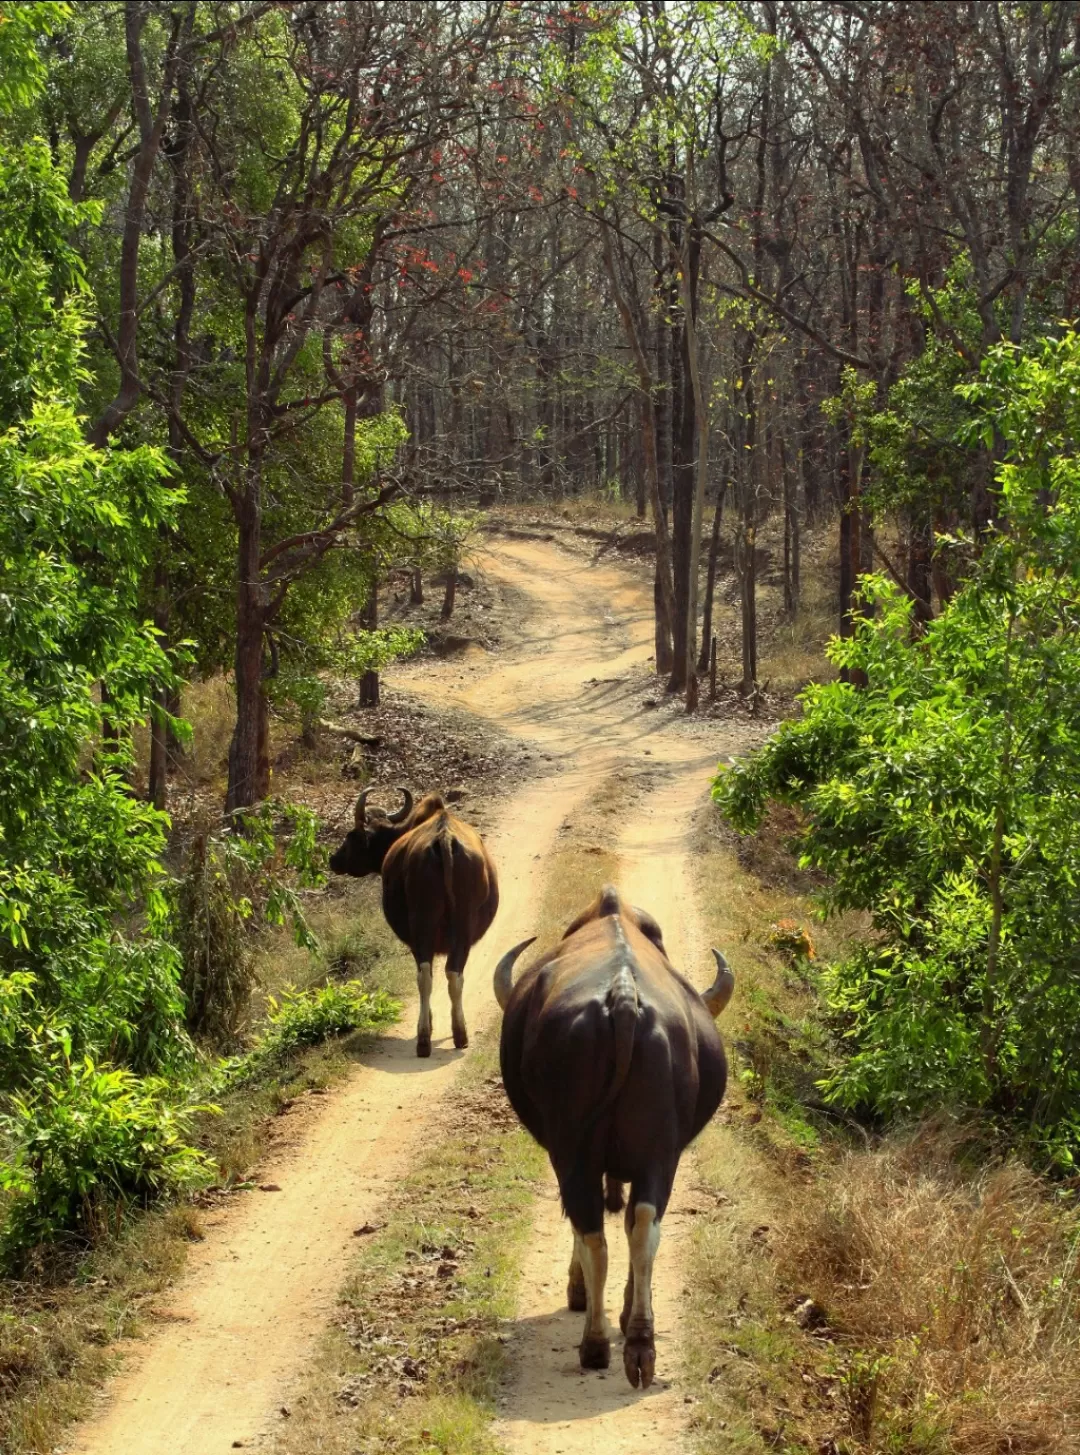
[224,981,400,1086]
[715,331,1080,1169]
[403,502,483,575]
[0,5,203,1249]
[172,801,326,1048]
[0,2,69,116]
[840,271,985,521]
[0,9,188,1096]
[270,551,421,722]
[0,142,94,427]
[0,1058,214,1255]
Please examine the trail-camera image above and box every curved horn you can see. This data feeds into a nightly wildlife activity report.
[702,948,736,1018]
[387,787,414,825]
[493,937,537,1011]
[354,787,373,829]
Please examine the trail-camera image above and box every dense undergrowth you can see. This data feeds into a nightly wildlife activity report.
[696,332,1080,1453]
[0,885,408,1455]
[716,333,1080,1173]
[692,805,1080,1455]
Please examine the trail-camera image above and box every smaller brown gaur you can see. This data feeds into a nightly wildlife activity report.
[329,788,499,1056]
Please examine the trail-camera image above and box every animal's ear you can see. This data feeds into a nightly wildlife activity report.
[631,905,667,953]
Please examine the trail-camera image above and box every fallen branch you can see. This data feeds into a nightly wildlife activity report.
[318,720,382,747]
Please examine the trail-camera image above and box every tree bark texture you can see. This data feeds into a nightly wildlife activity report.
[226,490,270,814]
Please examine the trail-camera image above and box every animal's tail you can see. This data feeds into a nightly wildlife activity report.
[600,964,638,1116]
[436,819,455,912]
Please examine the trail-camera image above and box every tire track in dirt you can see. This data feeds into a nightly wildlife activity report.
[67,535,753,1455]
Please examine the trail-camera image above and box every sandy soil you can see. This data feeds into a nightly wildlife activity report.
[67,535,754,1455]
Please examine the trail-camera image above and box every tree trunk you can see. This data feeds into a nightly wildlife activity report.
[165,685,184,764]
[654,569,672,675]
[653,230,674,514]
[441,569,457,621]
[679,231,708,709]
[342,386,358,507]
[697,486,725,674]
[89,8,185,445]
[99,680,119,763]
[359,578,380,708]
[781,430,800,614]
[226,496,269,814]
[598,222,674,675]
[410,567,424,604]
[907,509,933,629]
[148,687,167,811]
[739,523,758,693]
[634,425,646,519]
[668,361,692,691]
[147,559,169,811]
[838,502,854,653]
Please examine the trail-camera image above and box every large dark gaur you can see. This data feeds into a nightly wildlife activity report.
[494,884,734,1388]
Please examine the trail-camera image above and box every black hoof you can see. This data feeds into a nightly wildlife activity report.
[453,1028,469,1049]
[623,1334,655,1389]
[416,1037,432,1058]
[567,1278,587,1312]
[579,1333,610,1371]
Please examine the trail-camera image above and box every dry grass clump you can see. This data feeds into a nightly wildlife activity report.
[176,675,236,790]
[782,1122,1080,1454]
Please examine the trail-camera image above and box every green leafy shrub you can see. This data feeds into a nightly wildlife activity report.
[172,801,325,1048]
[226,981,400,1086]
[0,1055,214,1255]
[715,332,1080,1169]
[0,9,200,1251]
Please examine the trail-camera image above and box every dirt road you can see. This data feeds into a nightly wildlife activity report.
[68,534,751,1455]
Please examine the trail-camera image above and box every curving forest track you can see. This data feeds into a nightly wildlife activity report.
[68,533,756,1455]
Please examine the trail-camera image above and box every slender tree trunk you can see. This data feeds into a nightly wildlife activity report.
[147,561,169,811]
[441,569,457,620]
[734,332,760,694]
[226,491,269,814]
[634,425,646,519]
[98,682,125,785]
[781,431,798,614]
[738,521,758,693]
[89,8,185,445]
[679,233,708,710]
[697,486,725,674]
[342,386,358,507]
[148,687,168,810]
[653,229,674,514]
[598,222,674,674]
[165,685,184,764]
[907,508,933,629]
[668,241,691,695]
[838,501,854,660]
[359,580,380,707]
[410,567,424,605]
